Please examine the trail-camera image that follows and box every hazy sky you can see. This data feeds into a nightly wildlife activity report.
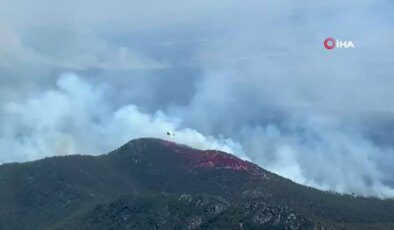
[0,0,394,198]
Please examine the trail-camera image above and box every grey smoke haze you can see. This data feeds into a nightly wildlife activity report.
[0,0,394,198]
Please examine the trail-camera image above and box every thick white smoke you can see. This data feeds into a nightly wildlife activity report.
[0,73,247,163]
[239,119,394,198]
[2,73,394,198]
[171,72,394,199]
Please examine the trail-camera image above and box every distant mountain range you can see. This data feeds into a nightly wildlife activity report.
[0,138,393,229]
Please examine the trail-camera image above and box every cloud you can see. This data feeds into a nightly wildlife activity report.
[0,74,246,163]
[168,67,394,198]
[238,117,394,198]
[2,73,394,198]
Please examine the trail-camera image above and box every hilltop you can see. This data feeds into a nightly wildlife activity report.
[0,138,393,229]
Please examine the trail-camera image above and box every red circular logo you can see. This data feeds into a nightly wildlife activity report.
[324,38,336,50]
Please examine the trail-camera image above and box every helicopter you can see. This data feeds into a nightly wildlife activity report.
[166,130,175,138]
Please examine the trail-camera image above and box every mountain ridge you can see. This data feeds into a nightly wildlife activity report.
[0,138,393,229]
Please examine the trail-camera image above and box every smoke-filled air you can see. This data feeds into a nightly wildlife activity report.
[0,0,394,198]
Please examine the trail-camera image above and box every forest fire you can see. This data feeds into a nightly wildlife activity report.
[162,140,255,171]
